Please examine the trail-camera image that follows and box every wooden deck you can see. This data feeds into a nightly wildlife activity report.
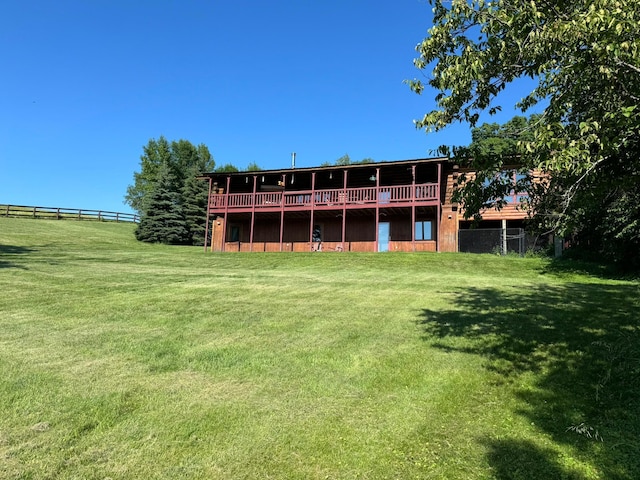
[209,183,439,213]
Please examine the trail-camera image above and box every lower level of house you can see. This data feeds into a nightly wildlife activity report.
[208,206,440,252]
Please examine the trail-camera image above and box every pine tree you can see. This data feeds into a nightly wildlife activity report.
[135,162,189,245]
[126,138,215,216]
[182,168,209,246]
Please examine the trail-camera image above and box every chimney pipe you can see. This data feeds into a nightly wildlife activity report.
[291,152,296,169]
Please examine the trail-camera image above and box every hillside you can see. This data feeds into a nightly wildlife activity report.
[1,217,638,479]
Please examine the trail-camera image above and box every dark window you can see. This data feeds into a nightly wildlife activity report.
[230,226,240,242]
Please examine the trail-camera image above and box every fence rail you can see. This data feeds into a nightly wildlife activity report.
[1,204,139,223]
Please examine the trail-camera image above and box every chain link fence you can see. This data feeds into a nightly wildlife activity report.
[459,228,535,255]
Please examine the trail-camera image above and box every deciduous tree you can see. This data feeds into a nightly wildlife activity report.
[409,0,640,268]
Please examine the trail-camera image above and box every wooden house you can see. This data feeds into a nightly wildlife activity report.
[201,157,528,253]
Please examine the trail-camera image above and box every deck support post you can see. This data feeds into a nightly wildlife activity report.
[221,176,231,252]
[375,167,380,252]
[249,175,257,252]
[279,174,285,252]
[436,163,442,253]
[341,170,348,249]
[411,164,416,252]
[204,177,212,252]
[309,172,316,250]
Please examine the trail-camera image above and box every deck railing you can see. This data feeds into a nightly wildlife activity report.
[209,183,439,211]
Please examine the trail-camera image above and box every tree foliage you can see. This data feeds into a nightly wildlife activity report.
[181,166,210,246]
[410,0,640,268]
[135,161,189,245]
[126,136,214,214]
[246,162,262,171]
[126,136,215,245]
[214,163,240,173]
[452,116,538,219]
[125,137,172,215]
[335,154,352,166]
[321,154,376,167]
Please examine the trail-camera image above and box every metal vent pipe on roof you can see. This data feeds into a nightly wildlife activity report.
[291,152,296,169]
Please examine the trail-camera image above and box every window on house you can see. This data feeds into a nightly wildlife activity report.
[482,171,530,204]
[415,221,433,240]
[230,226,240,242]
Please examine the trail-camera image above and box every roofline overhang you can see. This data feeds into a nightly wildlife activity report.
[198,156,452,179]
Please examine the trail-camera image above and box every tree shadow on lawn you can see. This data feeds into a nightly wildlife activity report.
[541,256,638,281]
[418,282,640,479]
[485,438,575,480]
[0,244,35,269]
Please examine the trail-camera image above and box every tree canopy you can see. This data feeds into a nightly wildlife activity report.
[320,154,376,167]
[126,137,215,245]
[125,136,214,215]
[135,161,189,245]
[410,0,640,268]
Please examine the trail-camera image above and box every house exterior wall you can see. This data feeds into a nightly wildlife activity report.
[439,168,460,253]
[203,158,528,253]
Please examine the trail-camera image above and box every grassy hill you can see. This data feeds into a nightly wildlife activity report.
[1,217,638,479]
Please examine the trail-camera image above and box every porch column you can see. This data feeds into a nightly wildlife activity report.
[204,177,212,252]
[309,172,316,250]
[249,175,257,252]
[221,175,231,252]
[411,164,416,252]
[341,169,348,248]
[375,167,380,252]
[279,174,285,252]
[436,162,442,253]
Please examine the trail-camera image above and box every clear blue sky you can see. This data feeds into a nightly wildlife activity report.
[1,0,533,214]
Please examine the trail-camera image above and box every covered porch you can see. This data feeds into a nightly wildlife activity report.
[203,158,447,253]
[212,206,438,253]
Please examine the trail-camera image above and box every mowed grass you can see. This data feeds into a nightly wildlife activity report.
[1,218,638,479]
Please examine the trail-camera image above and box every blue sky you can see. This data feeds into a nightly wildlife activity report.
[1,0,534,214]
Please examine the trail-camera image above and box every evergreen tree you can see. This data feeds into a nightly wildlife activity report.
[135,161,189,245]
[125,136,172,214]
[181,167,209,246]
[127,137,216,246]
[126,138,214,215]
[214,163,239,173]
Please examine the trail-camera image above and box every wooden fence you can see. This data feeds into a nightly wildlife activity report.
[1,204,139,223]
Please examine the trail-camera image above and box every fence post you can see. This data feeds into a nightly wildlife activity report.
[5,204,9,216]
[33,206,37,218]
[78,209,82,220]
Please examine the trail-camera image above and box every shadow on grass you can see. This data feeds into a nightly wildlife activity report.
[541,256,638,281]
[485,438,567,479]
[0,244,35,269]
[419,283,640,479]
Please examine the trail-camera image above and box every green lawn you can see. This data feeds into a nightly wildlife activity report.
[1,217,638,479]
